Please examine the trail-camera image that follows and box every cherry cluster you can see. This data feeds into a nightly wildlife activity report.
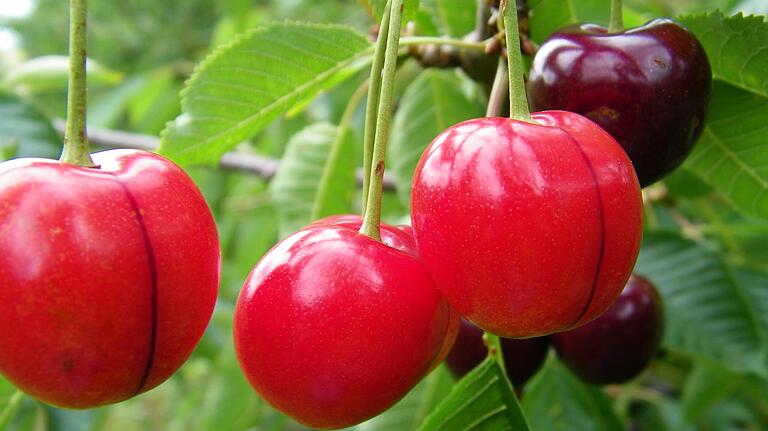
[0,1,707,429]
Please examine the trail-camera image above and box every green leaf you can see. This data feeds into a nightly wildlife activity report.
[389,70,484,206]
[421,0,476,37]
[521,357,624,431]
[734,269,768,336]
[683,81,768,220]
[351,366,454,431]
[3,56,122,94]
[0,92,60,160]
[682,360,753,424]
[159,22,371,165]
[634,231,768,376]
[269,122,356,236]
[678,12,768,98]
[418,357,529,431]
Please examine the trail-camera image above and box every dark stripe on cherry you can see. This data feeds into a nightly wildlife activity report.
[107,173,159,395]
[558,129,606,327]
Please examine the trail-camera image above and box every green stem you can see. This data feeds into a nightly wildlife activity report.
[486,57,509,117]
[361,0,391,216]
[359,0,404,241]
[483,332,508,375]
[500,0,533,123]
[608,0,624,33]
[60,0,94,167]
[311,80,369,220]
[399,36,487,52]
[0,390,24,429]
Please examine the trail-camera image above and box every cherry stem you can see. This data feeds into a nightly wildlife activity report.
[361,0,391,216]
[359,0,404,241]
[608,0,624,33]
[311,80,369,221]
[500,0,533,123]
[399,36,487,52]
[486,57,509,117]
[60,0,94,167]
[483,332,508,375]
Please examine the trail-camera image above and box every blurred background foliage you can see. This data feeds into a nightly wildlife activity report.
[1,0,767,430]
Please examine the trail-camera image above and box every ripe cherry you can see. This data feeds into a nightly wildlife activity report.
[234,219,454,429]
[526,19,711,187]
[411,112,643,338]
[309,215,460,370]
[0,150,220,408]
[446,318,549,388]
[552,274,664,385]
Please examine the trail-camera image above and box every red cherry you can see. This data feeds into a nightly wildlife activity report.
[309,215,459,370]
[552,274,664,385]
[234,222,452,429]
[527,19,711,187]
[446,318,549,388]
[411,112,642,338]
[310,214,418,255]
[0,150,220,408]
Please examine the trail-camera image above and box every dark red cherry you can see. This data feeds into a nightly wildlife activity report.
[527,19,711,187]
[552,274,664,385]
[411,113,643,338]
[234,222,453,429]
[446,318,549,387]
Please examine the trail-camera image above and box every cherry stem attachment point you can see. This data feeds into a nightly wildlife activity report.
[500,0,533,123]
[361,0,391,215]
[60,0,95,167]
[360,0,404,241]
[608,0,624,33]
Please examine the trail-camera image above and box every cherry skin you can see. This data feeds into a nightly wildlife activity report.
[309,215,460,369]
[234,220,453,429]
[446,318,549,388]
[552,274,663,385]
[411,112,643,338]
[0,149,220,408]
[527,19,711,187]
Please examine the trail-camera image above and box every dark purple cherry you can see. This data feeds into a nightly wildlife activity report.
[445,318,549,388]
[552,274,664,385]
[527,19,711,187]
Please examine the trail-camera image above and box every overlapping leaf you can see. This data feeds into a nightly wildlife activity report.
[269,123,355,236]
[159,22,371,165]
[634,232,768,376]
[418,357,529,431]
[683,81,768,219]
[521,357,624,431]
[679,12,768,98]
[0,92,60,160]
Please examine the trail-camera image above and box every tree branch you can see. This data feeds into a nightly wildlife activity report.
[53,120,396,190]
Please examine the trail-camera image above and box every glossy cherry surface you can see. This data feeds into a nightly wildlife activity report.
[234,221,453,429]
[553,274,664,385]
[411,112,642,338]
[527,19,711,187]
[0,149,220,408]
[309,215,460,370]
[446,318,549,387]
